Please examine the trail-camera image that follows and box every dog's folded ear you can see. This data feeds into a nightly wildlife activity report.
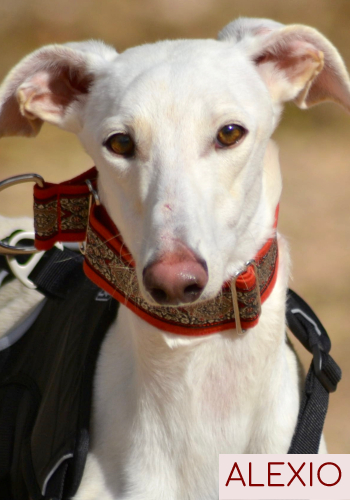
[219,18,350,112]
[0,41,117,138]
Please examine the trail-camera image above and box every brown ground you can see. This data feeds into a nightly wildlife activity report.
[0,0,349,453]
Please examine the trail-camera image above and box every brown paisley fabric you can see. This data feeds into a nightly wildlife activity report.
[34,199,58,239]
[33,167,97,249]
[34,195,89,240]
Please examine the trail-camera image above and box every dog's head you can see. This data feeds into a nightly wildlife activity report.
[1,18,349,306]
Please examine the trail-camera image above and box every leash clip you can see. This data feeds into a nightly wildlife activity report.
[231,259,261,335]
[0,173,45,255]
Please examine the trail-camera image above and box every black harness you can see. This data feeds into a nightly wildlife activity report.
[0,249,118,500]
[0,247,341,500]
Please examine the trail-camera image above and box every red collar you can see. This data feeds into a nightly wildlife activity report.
[33,168,279,336]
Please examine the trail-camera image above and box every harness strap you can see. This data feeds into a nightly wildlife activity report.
[286,288,342,453]
[28,247,85,299]
[0,247,119,500]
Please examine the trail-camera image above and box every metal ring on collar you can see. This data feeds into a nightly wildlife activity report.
[0,173,44,255]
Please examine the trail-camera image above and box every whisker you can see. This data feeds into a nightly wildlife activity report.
[91,232,122,250]
[247,228,257,247]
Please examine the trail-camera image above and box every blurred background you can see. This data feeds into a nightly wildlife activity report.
[0,0,349,453]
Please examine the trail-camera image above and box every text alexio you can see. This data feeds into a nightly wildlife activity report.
[225,461,340,487]
[219,454,349,500]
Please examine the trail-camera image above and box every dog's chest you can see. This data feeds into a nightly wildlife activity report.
[76,308,272,500]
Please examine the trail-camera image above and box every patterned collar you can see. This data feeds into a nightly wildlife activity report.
[34,168,279,336]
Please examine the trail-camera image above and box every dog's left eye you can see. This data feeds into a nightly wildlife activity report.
[216,124,246,147]
[105,133,135,157]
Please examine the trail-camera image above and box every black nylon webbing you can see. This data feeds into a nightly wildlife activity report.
[288,364,329,453]
[28,247,84,299]
[286,288,342,454]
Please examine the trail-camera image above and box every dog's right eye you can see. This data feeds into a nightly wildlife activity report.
[216,124,246,147]
[105,133,135,157]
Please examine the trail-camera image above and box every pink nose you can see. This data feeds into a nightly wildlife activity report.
[143,246,208,305]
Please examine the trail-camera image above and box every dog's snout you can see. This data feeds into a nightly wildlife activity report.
[143,246,208,306]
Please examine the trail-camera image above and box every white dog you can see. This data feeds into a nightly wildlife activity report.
[0,17,349,500]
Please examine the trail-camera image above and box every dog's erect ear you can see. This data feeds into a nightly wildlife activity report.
[0,41,117,138]
[219,18,350,112]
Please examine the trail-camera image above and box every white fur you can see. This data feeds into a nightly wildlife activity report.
[0,17,347,499]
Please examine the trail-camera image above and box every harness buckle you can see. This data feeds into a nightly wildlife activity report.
[0,173,45,255]
[230,259,261,335]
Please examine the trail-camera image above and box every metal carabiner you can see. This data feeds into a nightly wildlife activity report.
[0,173,44,255]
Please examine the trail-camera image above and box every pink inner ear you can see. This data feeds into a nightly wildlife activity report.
[18,66,93,120]
[301,52,350,112]
[0,44,98,137]
[255,39,322,81]
[253,27,350,111]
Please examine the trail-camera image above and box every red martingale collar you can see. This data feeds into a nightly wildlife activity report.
[33,168,279,336]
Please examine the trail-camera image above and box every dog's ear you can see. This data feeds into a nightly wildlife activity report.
[0,41,117,137]
[219,18,350,112]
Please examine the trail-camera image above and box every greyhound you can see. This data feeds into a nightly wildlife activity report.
[0,17,349,500]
